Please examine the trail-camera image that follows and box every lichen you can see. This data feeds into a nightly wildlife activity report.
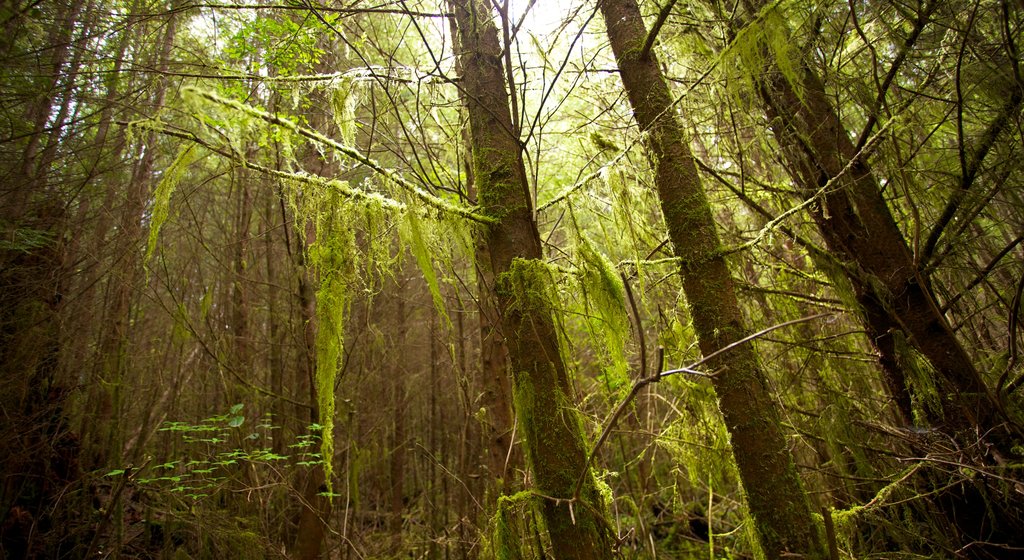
[400,208,450,328]
[305,187,355,495]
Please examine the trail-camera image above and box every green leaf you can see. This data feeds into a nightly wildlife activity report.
[228,415,244,428]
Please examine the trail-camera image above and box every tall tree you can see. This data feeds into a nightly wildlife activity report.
[449,0,613,557]
[598,0,824,558]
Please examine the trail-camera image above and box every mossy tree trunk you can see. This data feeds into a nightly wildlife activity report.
[449,1,613,558]
[598,0,824,558]
[445,10,521,491]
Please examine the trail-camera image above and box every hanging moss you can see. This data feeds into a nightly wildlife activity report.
[290,177,393,495]
[308,191,355,494]
[328,77,359,147]
[184,86,492,225]
[144,144,197,276]
[892,329,943,424]
[575,233,631,397]
[719,0,804,109]
[399,208,451,329]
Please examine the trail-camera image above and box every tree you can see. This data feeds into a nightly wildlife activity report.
[449,0,614,557]
[598,0,824,557]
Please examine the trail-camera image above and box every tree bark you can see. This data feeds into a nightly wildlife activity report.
[449,1,613,558]
[598,1,824,558]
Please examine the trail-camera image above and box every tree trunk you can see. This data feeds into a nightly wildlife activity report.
[598,1,824,558]
[449,1,613,558]
[739,0,1007,435]
[446,5,521,500]
[292,215,332,560]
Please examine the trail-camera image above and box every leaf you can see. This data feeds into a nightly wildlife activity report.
[228,415,244,428]
[229,403,244,415]
[105,469,126,477]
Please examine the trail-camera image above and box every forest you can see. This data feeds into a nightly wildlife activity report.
[1,0,1023,558]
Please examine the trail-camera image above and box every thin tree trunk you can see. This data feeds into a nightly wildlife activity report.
[449,1,613,558]
[266,189,287,459]
[85,5,179,470]
[389,281,407,550]
[292,216,332,560]
[231,166,253,378]
[598,1,824,558]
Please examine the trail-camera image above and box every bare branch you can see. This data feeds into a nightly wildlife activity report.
[574,311,833,498]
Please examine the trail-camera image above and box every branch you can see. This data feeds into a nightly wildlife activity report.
[920,88,1023,266]
[941,233,1024,313]
[121,119,407,211]
[640,0,678,61]
[721,114,899,257]
[536,148,631,212]
[152,2,451,18]
[573,312,833,497]
[853,0,937,152]
[184,87,496,224]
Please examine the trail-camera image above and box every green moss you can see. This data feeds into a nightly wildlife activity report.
[400,208,450,328]
[328,78,359,147]
[892,330,943,425]
[575,234,631,397]
[309,196,353,495]
[474,148,522,220]
[145,144,197,277]
[491,492,534,560]
[495,258,559,315]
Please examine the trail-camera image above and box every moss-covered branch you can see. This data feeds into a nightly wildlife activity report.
[182,87,495,225]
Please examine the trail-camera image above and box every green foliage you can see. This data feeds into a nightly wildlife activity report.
[221,14,325,77]
[0,226,54,252]
[122,408,296,501]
